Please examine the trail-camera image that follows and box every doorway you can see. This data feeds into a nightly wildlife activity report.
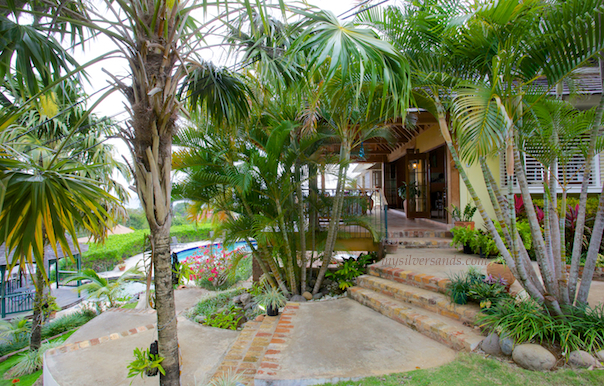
[428,145,447,221]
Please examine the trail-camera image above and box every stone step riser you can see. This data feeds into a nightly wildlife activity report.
[389,231,452,239]
[348,287,482,352]
[356,276,478,325]
[369,265,450,295]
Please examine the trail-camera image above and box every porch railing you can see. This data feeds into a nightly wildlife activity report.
[1,288,35,318]
[304,188,387,241]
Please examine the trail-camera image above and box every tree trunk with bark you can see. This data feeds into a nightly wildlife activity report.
[30,266,45,351]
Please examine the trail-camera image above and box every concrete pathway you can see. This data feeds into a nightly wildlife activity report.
[254,299,456,386]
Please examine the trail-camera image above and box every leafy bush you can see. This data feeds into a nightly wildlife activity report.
[0,318,31,345]
[189,289,245,320]
[478,299,604,355]
[127,346,165,380]
[326,254,374,290]
[72,224,214,271]
[448,267,511,308]
[451,226,477,250]
[185,246,249,290]
[205,306,243,330]
[11,341,63,376]
[41,309,97,338]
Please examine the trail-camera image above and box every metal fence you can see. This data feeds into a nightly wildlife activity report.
[1,289,35,318]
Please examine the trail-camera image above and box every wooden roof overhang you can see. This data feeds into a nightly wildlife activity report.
[319,110,439,163]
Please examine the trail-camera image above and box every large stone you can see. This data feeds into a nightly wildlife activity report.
[481,332,501,355]
[194,315,206,324]
[302,291,313,301]
[290,295,307,302]
[313,292,324,300]
[512,344,556,371]
[500,333,515,356]
[568,350,597,368]
[232,295,242,304]
[596,350,604,362]
[239,293,251,305]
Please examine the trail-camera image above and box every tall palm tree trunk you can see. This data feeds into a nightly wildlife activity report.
[296,163,307,294]
[313,142,350,294]
[30,266,45,351]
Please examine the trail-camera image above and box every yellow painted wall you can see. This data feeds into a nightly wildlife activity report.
[459,155,500,229]
[415,125,444,153]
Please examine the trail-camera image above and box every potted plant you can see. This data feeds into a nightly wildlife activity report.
[398,182,419,213]
[486,256,516,289]
[447,203,477,229]
[472,230,498,258]
[127,344,165,380]
[254,287,287,316]
[117,262,127,271]
[384,240,399,254]
[451,226,477,254]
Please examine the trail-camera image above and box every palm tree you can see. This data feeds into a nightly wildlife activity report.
[362,0,604,314]
[66,266,143,308]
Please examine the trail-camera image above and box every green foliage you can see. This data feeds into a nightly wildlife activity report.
[205,305,243,330]
[478,299,604,355]
[448,204,477,222]
[41,309,96,338]
[208,369,245,386]
[11,341,62,377]
[126,347,165,381]
[73,224,214,271]
[123,208,148,230]
[254,287,287,310]
[0,318,31,345]
[451,226,477,249]
[326,254,373,290]
[448,268,511,309]
[471,230,499,256]
[66,267,143,307]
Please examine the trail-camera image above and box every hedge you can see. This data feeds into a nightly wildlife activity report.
[69,224,214,271]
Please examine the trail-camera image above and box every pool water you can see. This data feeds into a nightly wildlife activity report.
[176,240,253,262]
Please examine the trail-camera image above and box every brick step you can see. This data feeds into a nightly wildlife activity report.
[357,275,480,325]
[389,237,452,248]
[369,265,450,295]
[348,287,484,352]
[389,230,452,239]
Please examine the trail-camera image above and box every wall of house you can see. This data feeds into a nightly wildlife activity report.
[415,125,443,153]
[458,156,499,230]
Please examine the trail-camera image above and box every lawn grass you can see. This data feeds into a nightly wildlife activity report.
[0,331,75,386]
[321,353,604,386]
[120,302,137,309]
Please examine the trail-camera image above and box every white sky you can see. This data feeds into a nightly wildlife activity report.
[68,1,398,207]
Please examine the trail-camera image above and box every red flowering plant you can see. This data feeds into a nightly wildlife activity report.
[184,245,246,290]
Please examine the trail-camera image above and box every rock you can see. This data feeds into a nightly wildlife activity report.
[500,333,515,356]
[512,344,556,371]
[481,332,501,355]
[290,294,307,302]
[240,293,251,305]
[302,291,313,300]
[255,315,265,322]
[232,295,242,304]
[596,350,604,362]
[313,292,324,300]
[194,315,206,324]
[568,350,597,368]
[243,302,254,311]
[323,279,333,286]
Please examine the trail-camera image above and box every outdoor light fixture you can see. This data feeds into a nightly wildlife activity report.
[412,162,417,169]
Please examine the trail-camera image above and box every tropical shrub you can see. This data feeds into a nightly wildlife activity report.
[478,299,604,355]
[11,341,63,377]
[127,346,165,380]
[0,318,31,345]
[326,254,374,290]
[448,268,511,309]
[451,226,477,250]
[185,246,249,290]
[41,309,97,338]
[204,306,243,330]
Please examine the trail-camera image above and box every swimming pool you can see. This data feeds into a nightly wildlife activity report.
[176,240,254,262]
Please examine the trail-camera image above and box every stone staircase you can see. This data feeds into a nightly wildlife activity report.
[348,264,484,352]
[388,229,453,248]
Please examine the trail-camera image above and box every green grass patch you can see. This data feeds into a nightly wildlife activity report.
[120,302,137,309]
[71,223,214,271]
[0,331,75,386]
[320,353,604,386]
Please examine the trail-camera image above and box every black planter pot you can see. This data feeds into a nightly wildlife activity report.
[267,305,279,317]
[463,243,473,254]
